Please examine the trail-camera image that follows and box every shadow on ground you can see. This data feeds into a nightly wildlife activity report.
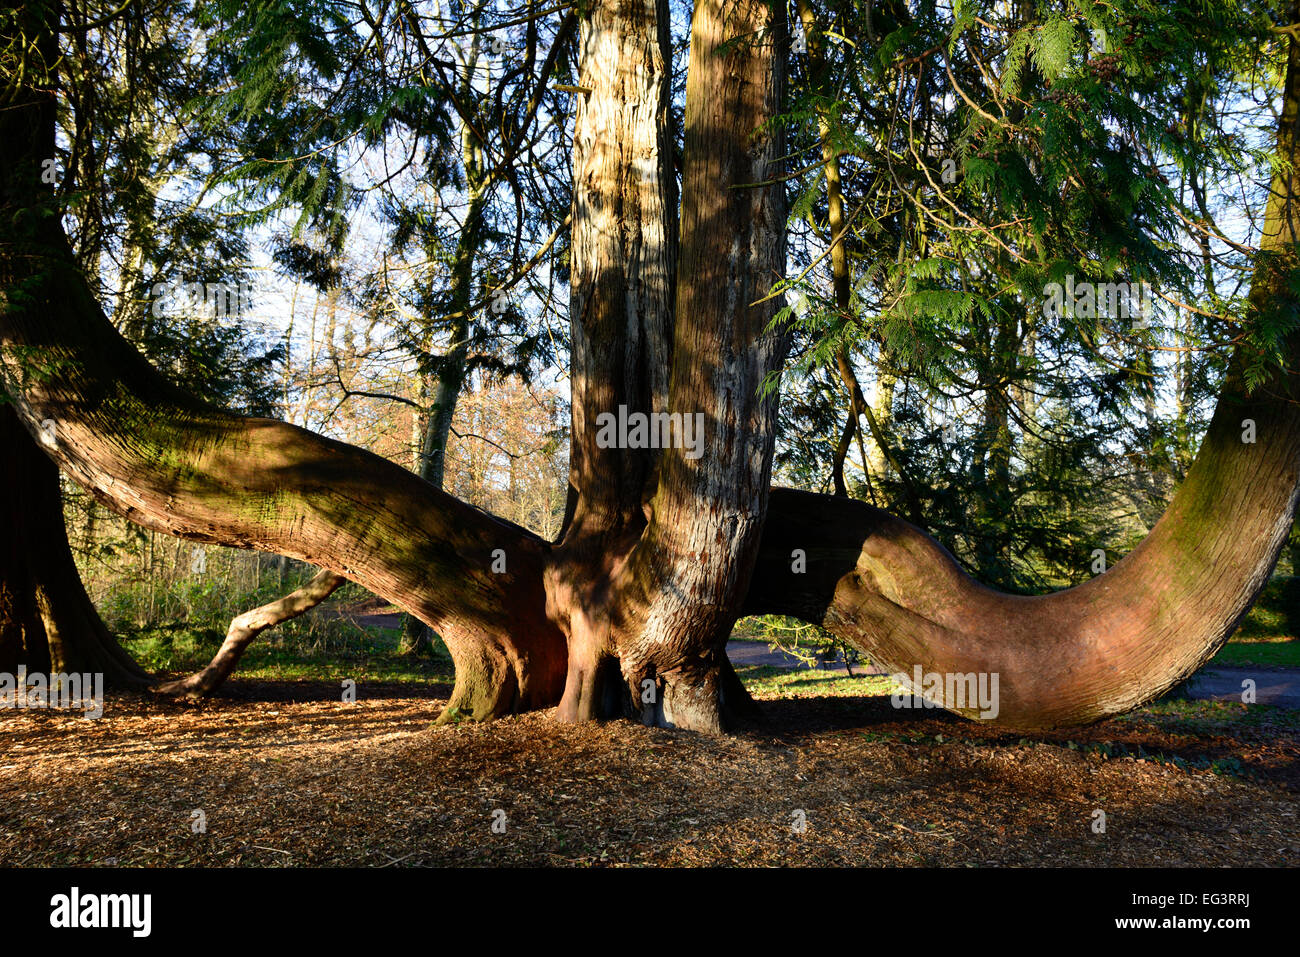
[1,675,1295,867]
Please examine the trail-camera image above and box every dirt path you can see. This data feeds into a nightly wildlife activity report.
[1184,667,1300,708]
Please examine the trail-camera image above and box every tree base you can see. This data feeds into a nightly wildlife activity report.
[0,407,148,686]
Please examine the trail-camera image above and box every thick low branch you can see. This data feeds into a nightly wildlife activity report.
[743,11,1300,730]
[0,0,567,721]
[749,368,1300,729]
[0,239,569,712]
[1,237,567,720]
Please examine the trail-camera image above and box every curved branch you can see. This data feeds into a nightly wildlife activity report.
[152,568,347,698]
[0,231,569,712]
[0,0,566,721]
[743,17,1300,730]
[749,363,1300,729]
[0,235,567,721]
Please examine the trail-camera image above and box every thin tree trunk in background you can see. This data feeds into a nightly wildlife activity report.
[798,0,910,517]
[398,66,491,657]
[147,530,156,626]
[1011,317,1038,424]
[972,313,1018,581]
[867,361,897,478]
[831,410,853,496]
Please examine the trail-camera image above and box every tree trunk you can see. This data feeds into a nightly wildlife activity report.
[545,0,680,724]
[0,405,149,685]
[609,0,788,732]
[971,312,1018,582]
[546,0,787,733]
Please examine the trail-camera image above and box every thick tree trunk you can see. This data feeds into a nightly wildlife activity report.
[546,0,679,723]
[611,0,788,733]
[547,0,787,732]
[0,405,148,685]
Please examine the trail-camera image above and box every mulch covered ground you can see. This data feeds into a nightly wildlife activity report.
[1,679,1296,866]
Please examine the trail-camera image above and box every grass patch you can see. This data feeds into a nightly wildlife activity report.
[1211,635,1300,668]
[736,663,895,699]
[1124,695,1300,734]
[121,620,454,686]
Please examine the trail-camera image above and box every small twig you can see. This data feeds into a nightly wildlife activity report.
[891,822,956,842]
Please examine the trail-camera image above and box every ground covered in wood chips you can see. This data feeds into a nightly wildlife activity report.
[2,670,1297,866]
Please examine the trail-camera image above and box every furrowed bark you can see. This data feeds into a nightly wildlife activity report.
[152,568,346,697]
[613,0,789,732]
[548,0,678,723]
[551,0,785,732]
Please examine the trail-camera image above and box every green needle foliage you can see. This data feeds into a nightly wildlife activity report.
[774,0,1299,590]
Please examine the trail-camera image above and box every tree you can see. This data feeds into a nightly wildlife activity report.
[4,0,1300,734]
